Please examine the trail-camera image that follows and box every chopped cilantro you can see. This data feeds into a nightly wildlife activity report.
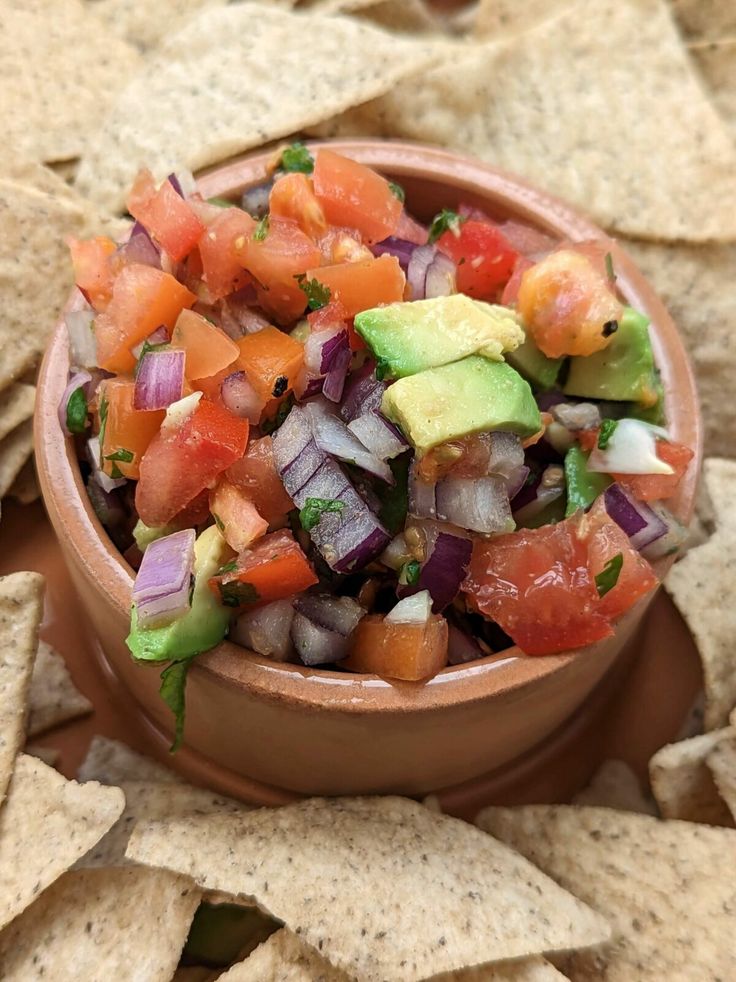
[374,357,391,382]
[253,215,270,241]
[97,393,109,465]
[428,208,464,244]
[295,274,331,311]
[299,497,345,532]
[65,386,88,435]
[595,553,623,598]
[399,560,421,586]
[217,559,238,575]
[388,181,405,203]
[160,657,195,753]
[213,513,225,533]
[105,448,134,463]
[280,142,314,174]
[378,455,409,534]
[261,394,294,435]
[207,196,236,208]
[597,419,618,450]
[605,251,616,282]
[219,580,260,608]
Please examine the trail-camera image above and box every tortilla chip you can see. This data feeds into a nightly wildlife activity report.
[172,969,217,982]
[24,744,61,768]
[353,0,441,33]
[0,385,35,445]
[624,238,736,456]
[126,796,609,981]
[74,3,439,211]
[670,0,736,41]
[648,730,734,825]
[8,459,40,506]
[27,641,93,737]
[0,755,124,931]
[0,421,34,500]
[77,734,184,784]
[473,0,572,38]
[79,780,246,868]
[0,865,200,981]
[88,0,228,49]
[572,759,657,815]
[706,736,736,823]
[476,804,736,981]
[665,458,736,728]
[690,40,736,136]
[0,571,44,801]
[3,0,140,164]
[315,0,736,242]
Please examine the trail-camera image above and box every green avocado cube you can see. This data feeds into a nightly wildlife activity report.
[564,445,611,517]
[382,356,541,457]
[506,336,564,391]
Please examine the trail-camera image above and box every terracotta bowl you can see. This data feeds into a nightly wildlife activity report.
[35,141,701,802]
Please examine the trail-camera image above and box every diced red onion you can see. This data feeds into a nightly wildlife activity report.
[436,476,514,534]
[322,337,351,403]
[296,374,325,400]
[339,363,386,423]
[308,405,393,483]
[447,623,484,665]
[535,390,567,412]
[58,370,91,434]
[131,325,169,360]
[408,460,436,519]
[219,289,265,339]
[86,436,126,492]
[332,520,390,574]
[221,371,263,424]
[167,172,185,198]
[230,598,295,661]
[640,505,688,560]
[65,309,97,368]
[424,250,456,298]
[132,528,195,629]
[134,349,185,411]
[487,432,524,479]
[291,612,349,666]
[552,402,602,432]
[86,479,126,530]
[293,594,364,636]
[506,465,530,501]
[399,531,472,612]
[241,181,272,218]
[347,411,408,461]
[370,236,417,270]
[603,483,668,551]
[117,224,161,269]
[386,591,432,624]
[512,466,564,524]
[407,245,435,300]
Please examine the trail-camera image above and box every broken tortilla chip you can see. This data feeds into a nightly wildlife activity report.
[24,745,61,768]
[88,0,228,50]
[572,759,657,815]
[473,0,572,38]
[670,0,736,41]
[77,734,183,785]
[0,571,44,801]
[477,804,736,981]
[689,39,736,137]
[126,796,609,981]
[8,459,40,506]
[0,384,35,445]
[0,755,124,932]
[666,458,736,728]
[648,730,734,826]
[706,735,736,823]
[0,421,34,499]
[0,866,200,981]
[27,641,93,737]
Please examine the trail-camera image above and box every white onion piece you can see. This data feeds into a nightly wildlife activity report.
[307,405,392,483]
[386,590,432,624]
[588,419,673,475]
[424,250,456,298]
[161,391,202,435]
[65,309,97,369]
[436,476,515,534]
[545,420,576,456]
[379,534,411,571]
[220,371,262,424]
[231,598,295,661]
[347,412,407,461]
[291,612,349,666]
[487,432,525,478]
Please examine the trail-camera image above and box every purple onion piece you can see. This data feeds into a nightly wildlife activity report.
[297,374,325,400]
[241,181,273,219]
[424,249,456,298]
[506,465,530,501]
[322,338,351,403]
[399,531,472,612]
[370,236,416,270]
[447,623,484,665]
[408,459,436,519]
[487,432,525,479]
[339,362,385,423]
[220,370,263,423]
[640,505,688,560]
[134,349,185,411]
[436,476,514,535]
[116,225,161,268]
[231,598,295,661]
[291,612,349,666]
[512,467,564,525]
[308,405,393,483]
[133,528,196,629]
[348,411,408,461]
[293,594,364,636]
[59,370,92,434]
[319,327,350,374]
[407,244,435,300]
[333,523,391,574]
[65,309,97,369]
[535,390,567,412]
[167,172,185,198]
[130,325,168,360]
[604,483,668,551]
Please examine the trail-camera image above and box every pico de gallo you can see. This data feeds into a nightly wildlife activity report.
[61,144,693,746]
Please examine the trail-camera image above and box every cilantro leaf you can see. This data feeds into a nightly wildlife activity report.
[595,553,623,598]
[295,274,331,311]
[105,448,134,463]
[399,560,421,586]
[65,386,89,435]
[280,142,314,174]
[299,497,345,532]
[217,559,238,575]
[97,393,109,466]
[428,208,464,244]
[261,394,294,435]
[379,454,409,534]
[253,215,270,242]
[597,419,618,450]
[218,580,260,608]
[605,251,616,282]
[160,657,195,753]
[388,181,405,203]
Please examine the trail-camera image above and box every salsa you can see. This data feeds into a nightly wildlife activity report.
[62,145,693,743]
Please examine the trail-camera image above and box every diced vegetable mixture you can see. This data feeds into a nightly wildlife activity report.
[62,145,693,743]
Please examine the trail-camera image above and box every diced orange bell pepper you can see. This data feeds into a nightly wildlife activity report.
[209,530,318,608]
[343,614,449,681]
[304,255,405,318]
[209,478,268,553]
[234,325,304,403]
[171,308,239,381]
[99,379,164,480]
[67,236,117,311]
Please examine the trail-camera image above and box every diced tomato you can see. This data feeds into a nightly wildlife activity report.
[127,170,204,262]
[307,299,365,352]
[316,227,372,266]
[580,498,658,620]
[209,478,268,553]
[171,308,239,380]
[501,255,533,306]
[304,255,405,318]
[99,379,164,480]
[517,249,623,359]
[498,220,557,258]
[615,440,694,502]
[464,518,613,655]
[67,236,116,311]
[312,149,402,244]
[234,326,304,403]
[209,530,318,608]
[95,265,196,374]
[171,488,211,528]
[136,398,249,526]
[343,615,449,681]
[395,209,428,246]
[436,220,519,300]
[197,207,255,300]
[226,435,294,527]
[577,429,599,453]
[269,173,327,240]
[237,217,321,323]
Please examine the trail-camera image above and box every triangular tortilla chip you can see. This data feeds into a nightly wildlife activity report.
[0,755,124,931]
[0,571,44,801]
[690,39,736,137]
[8,459,40,506]
[477,804,736,981]
[666,458,736,728]
[89,0,229,50]
[126,796,609,981]
[74,3,438,211]
[77,734,183,785]
[648,730,734,825]
[0,421,34,499]
[0,866,200,981]
[0,384,35,445]
[473,0,572,38]
[27,641,93,737]
[670,0,736,41]
[315,0,736,242]
[572,759,657,815]
[706,735,736,823]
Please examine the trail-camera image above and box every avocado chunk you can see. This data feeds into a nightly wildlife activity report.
[506,336,564,391]
[564,445,611,517]
[133,519,179,553]
[127,525,232,663]
[382,356,541,457]
[564,307,658,405]
[355,295,524,378]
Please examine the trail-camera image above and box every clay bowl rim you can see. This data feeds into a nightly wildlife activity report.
[35,138,702,717]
